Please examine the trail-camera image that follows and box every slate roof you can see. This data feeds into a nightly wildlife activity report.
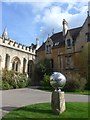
[37,26,82,52]
[69,27,82,40]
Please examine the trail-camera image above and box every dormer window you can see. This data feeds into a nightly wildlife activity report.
[67,39,71,48]
[45,37,53,54]
[45,44,51,54]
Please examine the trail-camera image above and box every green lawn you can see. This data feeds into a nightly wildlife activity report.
[39,87,90,95]
[65,90,90,95]
[2,102,89,120]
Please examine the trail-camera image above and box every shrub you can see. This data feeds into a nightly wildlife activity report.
[2,69,14,82]
[2,69,16,89]
[2,69,30,90]
[17,80,27,88]
[64,73,87,92]
[17,74,28,88]
[2,81,13,90]
[40,74,52,90]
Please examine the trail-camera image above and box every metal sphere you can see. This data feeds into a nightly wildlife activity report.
[50,72,66,91]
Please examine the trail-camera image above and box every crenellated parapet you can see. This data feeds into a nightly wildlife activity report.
[0,37,36,55]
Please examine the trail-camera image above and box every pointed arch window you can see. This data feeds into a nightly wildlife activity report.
[5,54,10,70]
[12,57,20,72]
[12,61,15,70]
[23,58,27,73]
[16,62,18,72]
[27,60,34,78]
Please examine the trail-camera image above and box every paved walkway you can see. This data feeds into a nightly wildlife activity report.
[0,88,89,119]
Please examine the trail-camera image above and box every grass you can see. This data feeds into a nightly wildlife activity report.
[2,102,89,120]
[39,87,90,95]
[65,90,90,95]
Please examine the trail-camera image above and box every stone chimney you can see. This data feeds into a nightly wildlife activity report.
[62,19,68,36]
[88,1,90,16]
[36,38,39,50]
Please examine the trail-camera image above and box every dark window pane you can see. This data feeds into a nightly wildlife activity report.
[67,39,71,47]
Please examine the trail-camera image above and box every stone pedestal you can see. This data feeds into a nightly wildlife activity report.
[51,91,66,114]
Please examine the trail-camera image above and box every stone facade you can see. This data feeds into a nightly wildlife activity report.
[0,28,39,78]
[37,15,90,76]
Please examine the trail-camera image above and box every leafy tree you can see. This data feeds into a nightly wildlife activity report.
[35,59,52,82]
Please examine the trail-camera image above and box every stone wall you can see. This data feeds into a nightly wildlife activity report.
[0,38,36,75]
[75,17,89,51]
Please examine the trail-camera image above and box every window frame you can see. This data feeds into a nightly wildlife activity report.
[67,39,72,48]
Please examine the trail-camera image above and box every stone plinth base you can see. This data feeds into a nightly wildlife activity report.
[51,91,66,114]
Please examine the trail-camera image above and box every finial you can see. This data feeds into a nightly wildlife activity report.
[2,26,8,40]
[87,11,89,17]
[48,34,50,37]
[52,28,54,35]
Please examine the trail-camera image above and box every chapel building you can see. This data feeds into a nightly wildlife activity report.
[0,27,39,79]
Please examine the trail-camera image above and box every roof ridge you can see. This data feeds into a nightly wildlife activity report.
[68,26,82,31]
[50,26,82,37]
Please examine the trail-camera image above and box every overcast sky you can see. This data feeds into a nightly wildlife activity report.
[0,0,90,46]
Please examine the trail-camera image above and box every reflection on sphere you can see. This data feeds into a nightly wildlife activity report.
[50,72,66,91]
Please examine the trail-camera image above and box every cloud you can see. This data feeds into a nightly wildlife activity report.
[1,0,89,2]
[30,2,52,13]
[1,0,89,5]
[34,14,41,23]
[30,1,89,42]
[1,0,90,45]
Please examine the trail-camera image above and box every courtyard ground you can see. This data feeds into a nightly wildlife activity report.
[0,88,89,119]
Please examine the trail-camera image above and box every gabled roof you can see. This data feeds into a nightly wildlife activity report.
[37,26,82,52]
[51,32,64,48]
[69,27,82,40]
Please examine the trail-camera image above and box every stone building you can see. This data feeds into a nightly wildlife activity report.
[0,27,39,79]
[37,15,90,77]
[0,8,90,86]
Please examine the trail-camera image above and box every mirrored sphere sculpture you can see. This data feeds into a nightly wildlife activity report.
[50,72,66,91]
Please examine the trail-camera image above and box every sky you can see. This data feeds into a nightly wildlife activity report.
[0,0,90,46]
